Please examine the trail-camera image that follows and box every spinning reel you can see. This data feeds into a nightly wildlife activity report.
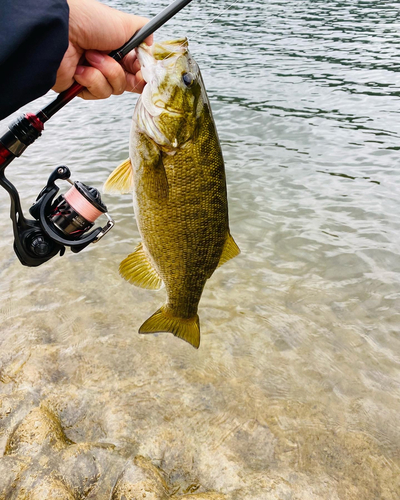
[0,115,114,267]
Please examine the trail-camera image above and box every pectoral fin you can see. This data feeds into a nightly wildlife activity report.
[139,306,200,349]
[217,232,240,268]
[119,243,162,290]
[103,158,133,194]
[143,156,169,201]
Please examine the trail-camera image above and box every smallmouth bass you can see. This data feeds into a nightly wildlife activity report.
[104,39,239,348]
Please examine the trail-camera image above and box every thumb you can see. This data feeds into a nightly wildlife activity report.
[68,0,153,52]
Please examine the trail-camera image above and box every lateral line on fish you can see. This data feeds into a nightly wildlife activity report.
[160,0,243,60]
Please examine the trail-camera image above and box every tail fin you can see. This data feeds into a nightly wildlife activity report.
[139,307,200,349]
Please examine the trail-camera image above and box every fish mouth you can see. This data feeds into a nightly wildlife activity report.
[136,39,189,83]
[137,39,188,64]
[136,42,185,118]
[135,40,189,146]
[140,81,183,119]
[136,44,154,84]
[135,95,171,147]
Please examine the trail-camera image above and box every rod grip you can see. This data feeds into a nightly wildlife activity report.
[39,82,84,122]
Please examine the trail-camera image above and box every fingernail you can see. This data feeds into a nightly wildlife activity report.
[74,65,85,75]
[86,51,105,64]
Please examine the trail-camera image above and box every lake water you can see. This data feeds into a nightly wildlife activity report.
[0,0,399,498]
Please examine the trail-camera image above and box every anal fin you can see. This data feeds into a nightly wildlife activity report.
[119,243,162,290]
[103,158,133,194]
[217,232,240,268]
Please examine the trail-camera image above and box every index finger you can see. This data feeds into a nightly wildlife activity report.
[143,34,153,47]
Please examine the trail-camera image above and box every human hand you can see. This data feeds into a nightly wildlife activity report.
[52,0,153,99]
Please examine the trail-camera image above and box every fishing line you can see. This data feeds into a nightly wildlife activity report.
[160,0,243,59]
[189,0,242,38]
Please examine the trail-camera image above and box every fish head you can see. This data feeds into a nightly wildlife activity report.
[136,39,205,149]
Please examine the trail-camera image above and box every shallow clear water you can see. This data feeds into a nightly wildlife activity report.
[1,0,400,498]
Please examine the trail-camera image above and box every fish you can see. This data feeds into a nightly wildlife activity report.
[104,38,240,348]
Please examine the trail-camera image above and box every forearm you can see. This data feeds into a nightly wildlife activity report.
[0,0,69,120]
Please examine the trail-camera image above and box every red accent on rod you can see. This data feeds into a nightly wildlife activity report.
[26,113,44,132]
[59,82,84,105]
[0,144,13,166]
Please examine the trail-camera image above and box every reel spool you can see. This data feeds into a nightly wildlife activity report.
[49,180,108,237]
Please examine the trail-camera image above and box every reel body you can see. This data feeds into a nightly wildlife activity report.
[0,163,114,267]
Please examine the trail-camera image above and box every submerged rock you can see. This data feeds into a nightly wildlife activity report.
[17,474,77,500]
[0,456,30,497]
[5,404,71,456]
[0,405,224,499]
[111,455,169,500]
[174,494,226,500]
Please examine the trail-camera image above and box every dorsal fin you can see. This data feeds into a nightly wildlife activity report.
[119,243,162,290]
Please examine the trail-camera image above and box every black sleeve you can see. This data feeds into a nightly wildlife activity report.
[0,0,69,120]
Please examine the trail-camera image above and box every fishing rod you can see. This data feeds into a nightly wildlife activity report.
[0,0,194,268]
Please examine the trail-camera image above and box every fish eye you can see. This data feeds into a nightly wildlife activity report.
[182,72,194,87]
